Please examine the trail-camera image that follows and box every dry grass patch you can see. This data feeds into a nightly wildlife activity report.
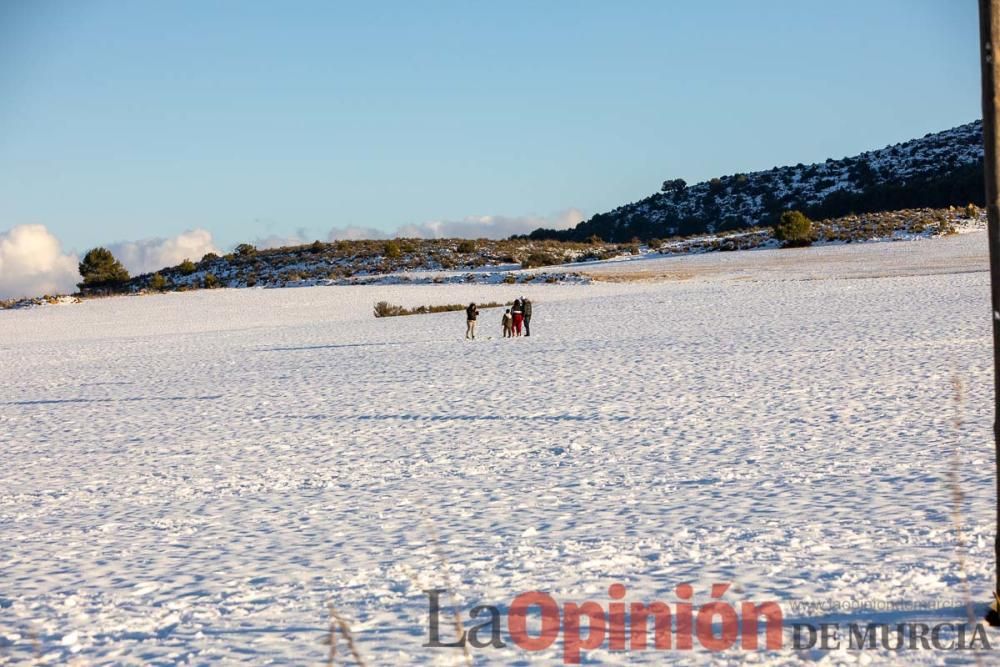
[373,301,509,318]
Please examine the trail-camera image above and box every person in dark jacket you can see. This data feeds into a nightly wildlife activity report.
[521,297,532,336]
[465,303,479,339]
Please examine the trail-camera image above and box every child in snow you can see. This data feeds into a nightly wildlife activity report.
[502,309,513,337]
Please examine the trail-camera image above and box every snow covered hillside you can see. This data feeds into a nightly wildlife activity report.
[533,121,984,242]
[1,232,998,664]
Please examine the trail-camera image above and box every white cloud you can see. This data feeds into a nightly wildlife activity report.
[108,229,219,275]
[327,208,585,241]
[255,234,303,250]
[255,227,314,250]
[0,224,81,299]
[398,208,585,239]
[327,225,388,241]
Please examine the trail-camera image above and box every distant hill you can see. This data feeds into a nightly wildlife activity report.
[3,206,981,308]
[118,206,975,295]
[118,237,628,293]
[528,121,984,242]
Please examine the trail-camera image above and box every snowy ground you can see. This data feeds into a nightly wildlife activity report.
[1,232,998,664]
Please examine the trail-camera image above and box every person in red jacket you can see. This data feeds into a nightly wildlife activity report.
[511,299,523,336]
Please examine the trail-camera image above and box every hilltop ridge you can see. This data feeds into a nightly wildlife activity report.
[529,121,984,242]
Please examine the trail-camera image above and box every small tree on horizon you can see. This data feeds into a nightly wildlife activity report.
[77,247,129,291]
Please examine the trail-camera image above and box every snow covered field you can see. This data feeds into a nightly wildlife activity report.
[2,232,998,664]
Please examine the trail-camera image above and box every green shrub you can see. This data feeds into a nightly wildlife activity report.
[457,240,477,253]
[178,258,197,275]
[383,240,402,258]
[774,210,813,247]
[521,252,560,269]
[234,243,257,257]
[201,252,219,263]
[203,273,220,289]
[965,203,979,219]
[78,247,129,290]
[149,273,168,291]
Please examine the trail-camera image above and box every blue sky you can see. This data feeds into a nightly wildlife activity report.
[0,0,981,253]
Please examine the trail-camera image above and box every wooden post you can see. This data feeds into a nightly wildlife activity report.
[979,0,1000,627]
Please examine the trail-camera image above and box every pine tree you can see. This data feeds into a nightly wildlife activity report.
[77,248,129,290]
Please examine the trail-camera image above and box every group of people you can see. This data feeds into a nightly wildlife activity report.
[465,297,532,340]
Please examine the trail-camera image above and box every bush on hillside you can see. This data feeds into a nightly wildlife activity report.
[383,240,402,258]
[149,273,168,291]
[937,219,957,236]
[774,210,814,247]
[521,252,560,269]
